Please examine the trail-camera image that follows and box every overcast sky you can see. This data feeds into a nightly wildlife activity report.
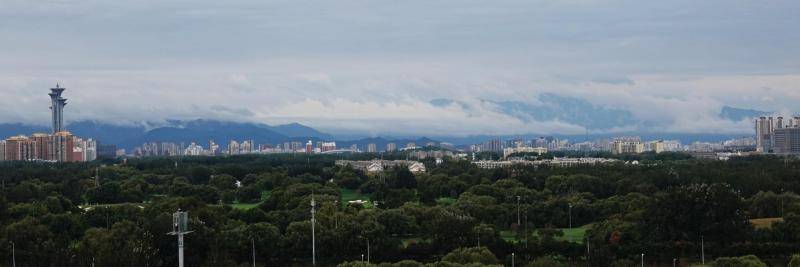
[1,0,798,136]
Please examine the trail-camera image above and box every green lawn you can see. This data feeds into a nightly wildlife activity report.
[561,227,588,243]
[500,230,517,242]
[79,203,148,211]
[500,225,590,244]
[340,188,373,208]
[227,191,270,210]
[436,197,457,205]
[229,202,261,210]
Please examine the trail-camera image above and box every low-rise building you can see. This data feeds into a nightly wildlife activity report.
[335,159,427,173]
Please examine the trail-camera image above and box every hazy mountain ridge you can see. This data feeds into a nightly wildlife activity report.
[432,93,639,130]
[433,94,773,132]
[0,120,333,150]
[719,106,771,121]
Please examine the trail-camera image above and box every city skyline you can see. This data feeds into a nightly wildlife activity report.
[1,1,799,136]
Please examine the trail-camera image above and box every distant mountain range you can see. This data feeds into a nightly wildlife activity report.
[718,106,771,121]
[431,93,640,130]
[0,94,773,150]
[432,95,773,131]
[0,120,333,150]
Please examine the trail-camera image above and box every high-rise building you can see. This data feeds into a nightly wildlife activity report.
[240,140,254,154]
[51,131,75,162]
[406,142,417,150]
[4,135,34,161]
[306,140,313,153]
[0,140,5,161]
[31,133,51,160]
[83,138,97,161]
[386,143,397,152]
[184,142,204,156]
[756,116,800,154]
[292,141,303,152]
[321,142,336,152]
[480,139,502,152]
[650,140,666,154]
[97,144,117,159]
[367,143,377,153]
[209,140,220,155]
[228,140,240,155]
[756,117,773,152]
[612,137,644,155]
[773,127,800,154]
[49,84,68,134]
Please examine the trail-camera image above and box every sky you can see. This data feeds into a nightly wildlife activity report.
[0,0,798,136]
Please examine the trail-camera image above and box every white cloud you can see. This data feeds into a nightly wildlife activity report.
[0,0,799,136]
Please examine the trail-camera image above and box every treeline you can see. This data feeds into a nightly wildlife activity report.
[1,155,800,266]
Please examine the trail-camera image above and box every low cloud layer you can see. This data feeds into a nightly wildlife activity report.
[1,0,798,136]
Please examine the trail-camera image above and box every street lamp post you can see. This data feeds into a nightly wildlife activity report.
[568,204,573,229]
[524,213,529,249]
[311,196,317,266]
[251,238,256,267]
[516,196,521,226]
[640,253,644,267]
[781,188,785,217]
[586,238,590,267]
[10,241,15,267]
[511,252,515,267]
[673,258,677,267]
[701,236,705,265]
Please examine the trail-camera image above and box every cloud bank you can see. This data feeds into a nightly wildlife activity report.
[0,0,798,136]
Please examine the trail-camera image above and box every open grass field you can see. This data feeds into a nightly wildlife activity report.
[500,225,590,244]
[561,227,588,243]
[79,202,148,211]
[341,188,373,208]
[435,197,457,205]
[227,191,270,210]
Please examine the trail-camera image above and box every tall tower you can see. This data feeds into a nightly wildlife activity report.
[49,84,67,133]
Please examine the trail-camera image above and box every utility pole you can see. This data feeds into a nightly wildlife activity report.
[252,238,256,267]
[367,238,370,264]
[168,210,192,267]
[311,195,317,266]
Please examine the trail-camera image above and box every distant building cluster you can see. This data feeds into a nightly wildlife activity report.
[472,157,620,169]
[756,116,800,154]
[335,160,427,173]
[0,85,96,162]
[129,137,462,159]
[133,139,350,157]
[466,134,757,157]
